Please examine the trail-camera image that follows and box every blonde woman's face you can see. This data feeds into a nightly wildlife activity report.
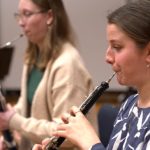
[17,0,52,45]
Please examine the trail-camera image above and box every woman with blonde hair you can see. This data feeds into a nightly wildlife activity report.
[0,0,97,149]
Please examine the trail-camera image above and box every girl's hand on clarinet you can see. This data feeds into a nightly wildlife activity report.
[32,144,43,150]
[32,138,51,150]
[52,106,100,150]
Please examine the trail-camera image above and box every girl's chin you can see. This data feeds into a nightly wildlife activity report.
[117,79,130,86]
[118,81,126,86]
[117,76,126,85]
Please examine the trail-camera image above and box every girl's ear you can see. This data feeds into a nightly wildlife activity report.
[47,9,53,25]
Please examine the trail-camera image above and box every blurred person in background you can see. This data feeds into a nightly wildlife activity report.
[0,0,97,149]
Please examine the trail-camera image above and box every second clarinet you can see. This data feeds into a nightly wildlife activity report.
[0,87,18,150]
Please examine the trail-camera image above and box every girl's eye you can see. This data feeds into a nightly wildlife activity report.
[112,45,122,52]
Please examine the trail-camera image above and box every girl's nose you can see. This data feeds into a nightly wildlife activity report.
[105,47,114,65]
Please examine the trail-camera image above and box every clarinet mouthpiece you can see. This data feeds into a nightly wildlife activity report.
[107,72,116,84]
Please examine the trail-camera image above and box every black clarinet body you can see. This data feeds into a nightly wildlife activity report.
[0,90,18,150]
[45,73,116,150]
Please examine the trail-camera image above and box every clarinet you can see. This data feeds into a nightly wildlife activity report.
[0,88,18,150]
[45,72,116,150]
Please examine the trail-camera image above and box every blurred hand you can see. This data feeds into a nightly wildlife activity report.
[0,103,15,131]
[0,136,7,150]
[52,106,100,150]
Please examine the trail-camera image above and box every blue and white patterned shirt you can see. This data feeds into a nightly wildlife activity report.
[92,94,150,150]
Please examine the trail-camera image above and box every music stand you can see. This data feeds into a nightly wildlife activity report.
[0,46,14,81]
